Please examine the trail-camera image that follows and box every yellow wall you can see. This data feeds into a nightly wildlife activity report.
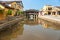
[12,9,17,16]
[11,2,23,11]
[0,13,5,20]
[11,2,17,8]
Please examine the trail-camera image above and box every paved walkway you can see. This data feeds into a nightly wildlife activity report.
[39,15,60,24]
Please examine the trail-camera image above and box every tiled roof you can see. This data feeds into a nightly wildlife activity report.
[55,6,60,9]
[0,1,24,8]
[0,3,14,9]
[24,9,39,13]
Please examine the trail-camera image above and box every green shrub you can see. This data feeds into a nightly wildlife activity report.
[0,10,4,13]
[17,10,24,15]
[7,9,12,15]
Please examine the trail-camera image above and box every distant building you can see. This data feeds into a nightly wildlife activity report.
[41,5,60,16]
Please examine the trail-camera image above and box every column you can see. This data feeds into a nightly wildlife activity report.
[34,15,35,21]
[56,12,57,16]
[34,15,35,20]
[36,15,38,21]
[38,12,40,17]
[51,12,53,15]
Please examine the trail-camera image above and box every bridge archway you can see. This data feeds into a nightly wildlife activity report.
[24,9,39,20]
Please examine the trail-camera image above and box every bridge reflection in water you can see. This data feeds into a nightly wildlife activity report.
[0,19,60,40]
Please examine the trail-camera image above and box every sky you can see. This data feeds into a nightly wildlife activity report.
[22,0,60,10]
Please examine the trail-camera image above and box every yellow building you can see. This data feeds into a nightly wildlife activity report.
[41,5,60,16]
[4,1,23,16]
[0,1,23,20]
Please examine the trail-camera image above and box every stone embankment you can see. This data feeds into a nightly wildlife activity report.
[39,15,60,24]
[0,16,24,31]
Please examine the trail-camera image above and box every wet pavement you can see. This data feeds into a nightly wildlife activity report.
[0,19,60,40]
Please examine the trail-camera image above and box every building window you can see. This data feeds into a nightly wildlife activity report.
[48,12,51,15]
[48,7,52,10]
[58,11,60,15]
[53,12,56,15]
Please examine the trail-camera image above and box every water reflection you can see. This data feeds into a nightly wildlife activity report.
[25,19,39,25]
[38,19,60,30]
[0,22,24,40]
[0,19,60,40]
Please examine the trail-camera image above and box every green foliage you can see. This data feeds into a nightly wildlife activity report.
[0,10,4,13]
[7,9,12,15]
[17,10,24,15]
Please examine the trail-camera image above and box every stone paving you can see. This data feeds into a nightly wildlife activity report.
[40,15,60,21]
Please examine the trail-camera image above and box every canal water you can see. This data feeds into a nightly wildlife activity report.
[0,19,60,40]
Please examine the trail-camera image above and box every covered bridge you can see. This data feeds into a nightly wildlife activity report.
[24,9,39,20]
